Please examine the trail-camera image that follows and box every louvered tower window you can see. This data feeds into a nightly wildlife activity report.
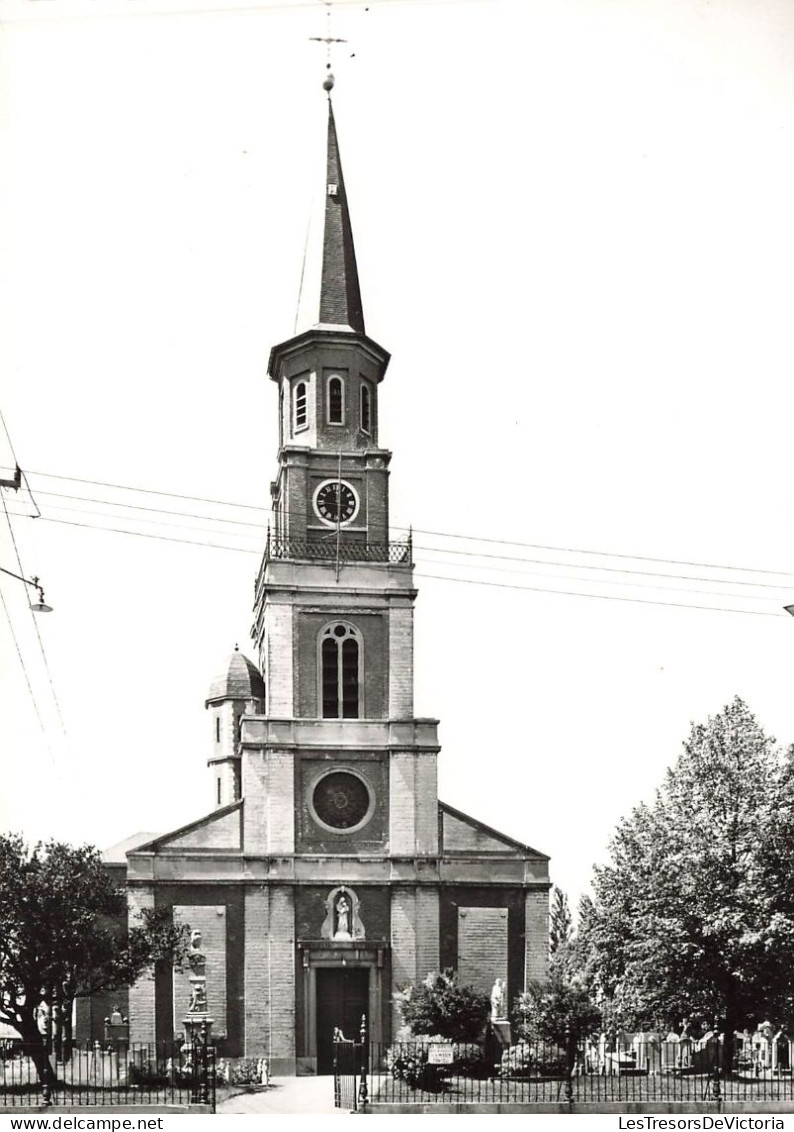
[294,381,308,432]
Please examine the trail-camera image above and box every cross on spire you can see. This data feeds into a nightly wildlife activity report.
[309,0,347,92]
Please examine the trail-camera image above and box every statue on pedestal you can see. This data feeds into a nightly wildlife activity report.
[188,982,208,1015]
[490,978,507,1022]
[188,929,206,974]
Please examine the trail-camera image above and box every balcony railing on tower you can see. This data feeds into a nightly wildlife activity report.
[262,530,412,566]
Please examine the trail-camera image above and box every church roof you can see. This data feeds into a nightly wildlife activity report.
[439,802,550,859]
[294,97,365,335]
[205,649,264,706]
[102,831,162,864]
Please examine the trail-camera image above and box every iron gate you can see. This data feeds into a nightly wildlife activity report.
[332,1017,368,1111]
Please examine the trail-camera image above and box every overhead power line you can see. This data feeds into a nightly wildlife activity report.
[8,465,794,583]
[2,466,267,513]
[32,487,267,529]
[3,505,790,620]
[9,499,792,602]
[1,483,67,738]
[413,573,787,619]
[0,583,50,737]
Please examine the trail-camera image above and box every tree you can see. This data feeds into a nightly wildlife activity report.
[0,835,187,1086]
[514,938,602,1073]
[549,886,572,955]
[396,971,490,1043]
[584,697,794,1073]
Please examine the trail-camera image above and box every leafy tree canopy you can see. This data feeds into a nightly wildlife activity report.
[396,970,490,1043]
[583,697,794,1059]
[515,940,601,1049]
[0,835,187,1081]
[550,886,572,956]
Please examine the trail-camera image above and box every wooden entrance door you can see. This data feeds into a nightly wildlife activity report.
[316,967,369,1074]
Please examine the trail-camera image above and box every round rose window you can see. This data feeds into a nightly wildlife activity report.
[311,770,373,832]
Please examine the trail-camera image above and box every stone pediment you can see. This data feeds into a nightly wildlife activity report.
[131,802,243,854]
[439,802,548,859]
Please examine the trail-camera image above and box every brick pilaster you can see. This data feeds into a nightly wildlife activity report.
[415,888,440,980]
[128,886,156,1043]
[390,888,417,1034]
[243,887,269,1056]
[243,885,296,1070]
[524,889,550,986]
[388,605,414,718]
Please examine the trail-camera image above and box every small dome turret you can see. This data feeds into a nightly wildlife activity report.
[205,647,265,707]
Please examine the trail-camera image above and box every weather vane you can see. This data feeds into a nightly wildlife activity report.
[309,0,347,92]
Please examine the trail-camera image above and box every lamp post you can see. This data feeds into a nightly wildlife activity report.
[0,566,53,612]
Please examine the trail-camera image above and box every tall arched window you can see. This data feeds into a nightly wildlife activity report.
[328,376,344,424]
[320,622,361,718]
[360,383,372,434]
[294,381,308,432]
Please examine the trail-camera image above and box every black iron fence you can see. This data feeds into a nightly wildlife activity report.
[334,1038,794,1108]
[0,1041,215,1109]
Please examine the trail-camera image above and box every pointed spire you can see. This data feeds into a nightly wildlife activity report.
[320,100,365,333]
[295,96,365,336]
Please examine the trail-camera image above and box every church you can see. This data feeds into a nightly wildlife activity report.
[85,84,551,1075]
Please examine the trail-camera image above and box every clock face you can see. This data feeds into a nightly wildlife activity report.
[314,480,359,526]
[311,770,373,831]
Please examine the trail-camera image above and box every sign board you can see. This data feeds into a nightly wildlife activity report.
[427,1043,454,1065]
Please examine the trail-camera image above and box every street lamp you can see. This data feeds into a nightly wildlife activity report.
[0,566,53,612]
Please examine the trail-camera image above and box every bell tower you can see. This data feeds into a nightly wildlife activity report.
[244,88,440,848]
[238,81,441,1072]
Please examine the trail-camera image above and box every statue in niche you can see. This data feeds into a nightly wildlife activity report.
[321,885,366,941]
[335,896,351,939]
[490,978,507,1022]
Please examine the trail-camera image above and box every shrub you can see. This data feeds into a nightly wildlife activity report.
[224,1058,267,1086]
[513,953,601,1048]
[451,1045,491,1079]
[385,1044,446,1093]
[396,971,490,1043]
[128,1060,168,1087]
[500,1041,567,1079]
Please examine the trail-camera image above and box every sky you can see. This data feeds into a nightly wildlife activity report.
[1,0,794,910]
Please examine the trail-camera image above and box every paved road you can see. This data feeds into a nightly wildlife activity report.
[217,1076,344,1115]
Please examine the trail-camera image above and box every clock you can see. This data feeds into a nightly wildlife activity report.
[310,770,374,832]
[313,479,360,526]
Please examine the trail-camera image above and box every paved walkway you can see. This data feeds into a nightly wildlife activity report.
[217,1076,343,1115]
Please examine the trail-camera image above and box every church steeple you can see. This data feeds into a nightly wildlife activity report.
[319,100,365,333]
[295,95,365,335]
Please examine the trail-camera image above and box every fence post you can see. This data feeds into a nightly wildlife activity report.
[358,1014,369,1108]
[712,1041,722,1106]
[333,1037,341,1109]
[564,1025,574,1105]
